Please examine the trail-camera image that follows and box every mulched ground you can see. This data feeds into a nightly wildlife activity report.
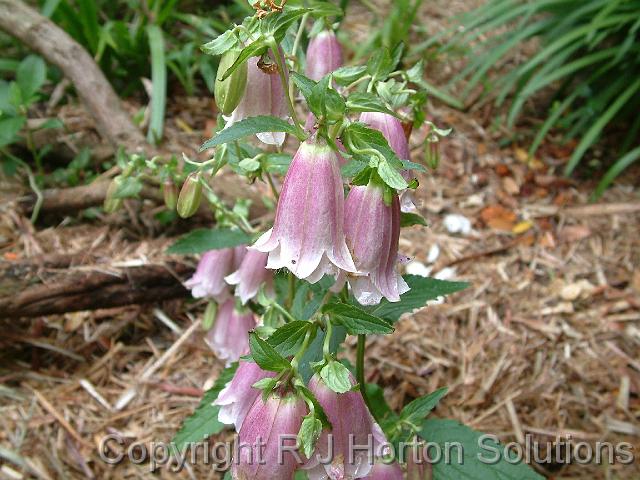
[1,1,639,479]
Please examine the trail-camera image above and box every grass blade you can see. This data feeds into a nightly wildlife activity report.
[146,25,167,145]
[593,146,640,200]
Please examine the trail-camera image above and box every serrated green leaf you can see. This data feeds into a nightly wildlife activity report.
[346,92,397,116]
[166,228,251,254]
[200,116,298,150]
[401,387,447,424]
[419,419,544,480]
[220,38,267,81]
[320,360,352,394]
[400,212,428,227]
[249,332,291,372]
[171,363,237,450]
[201,30,238,56]
[378,160,408,189]
[332,65,368,85]
[324,302,394,335]
[298,414,322,458]
[267,321,312,356]
[369,275,469,323]
[291,71,316,102]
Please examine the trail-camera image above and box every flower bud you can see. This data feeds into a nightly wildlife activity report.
[215,360,276,430]
[306,30,343,81]
[177,172,202,218]
[215,49,248,116]
[424,136,440,170]
[162,178,178,210]
[234,393,307,480]
[103,177,123,213]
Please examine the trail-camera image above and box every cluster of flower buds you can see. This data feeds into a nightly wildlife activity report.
[184,246,273,362]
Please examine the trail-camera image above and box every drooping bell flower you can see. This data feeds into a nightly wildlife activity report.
[304,373,383,480]
[334,180,409,305]
[360,112,416,212]
[184,248,237,301]
[224,53,289,145]
[360,112,410,161]
[252,138,356,283]
[368,461,404,479]
[205,299,255,364]
[306,30,343,81]
[233,393,307,480]
[215,360,276,430]
[225,249,274,305]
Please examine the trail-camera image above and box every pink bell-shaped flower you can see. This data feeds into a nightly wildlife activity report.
[360,112,415,212]
[215,360,276,430]
[335,181,409,305]
[184,248,237,302]
[233,393,307,480]
[224,54,289,145]
[205,299,255,364]
[360,112,410,161]
[225,249,274,305]
[304,373,383,480]
[252,138,356,282]
[306,30,343,81]
[367,461,404,479]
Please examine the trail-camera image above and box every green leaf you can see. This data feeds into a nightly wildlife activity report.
[291,71,316,103]
[16,55,46,102]
[297,414,322,458]
[146,25,167,145]
[367,47,395,80]
[400,387,448,424]
[249,332,292,373]
[112,176,143,199]
[332,65,368,86]
[324,302,394,335]
[346,92,397,116]
[267,321,312,356]
[319,360,352,394]
[166,228,251,254]
[593,146,640,200]
[370,275,469,323]
[0,116,25,148]
[378,160,408,190]
[200,116,298,150]
[201,30,238,56]
[220,38,267,81]
[171,363,237,450]
[263,7,312,40]
[419,419,544,480]
[400,212,428,227]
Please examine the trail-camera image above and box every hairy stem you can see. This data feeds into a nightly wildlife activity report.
[357,334,376,420]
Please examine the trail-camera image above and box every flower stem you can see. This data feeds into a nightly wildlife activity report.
[269,40,304,137]
[356,333,376,420]
[286,272,296,309]
[290,327,314,371]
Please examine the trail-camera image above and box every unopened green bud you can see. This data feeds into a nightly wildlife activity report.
[162,178,178,210]
[215,49,248,115]
[177,172,203,218]
[203,301,217,330]
[103,177,123,213]
[425,137,440,170]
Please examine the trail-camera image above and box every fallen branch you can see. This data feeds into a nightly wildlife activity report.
[0,0,145,150]
[0,257,194,318]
